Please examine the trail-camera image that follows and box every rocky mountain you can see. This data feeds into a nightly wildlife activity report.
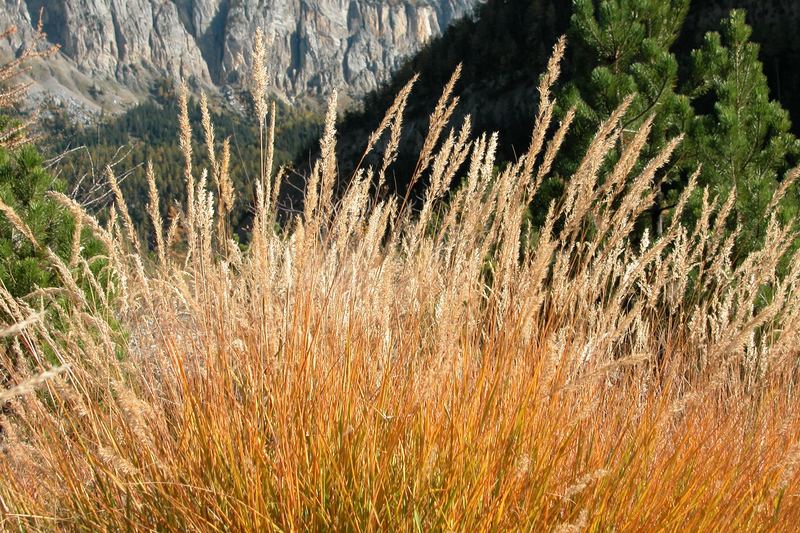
[0,0,479,115]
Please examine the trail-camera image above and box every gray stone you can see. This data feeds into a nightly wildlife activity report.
[0,0,479,112]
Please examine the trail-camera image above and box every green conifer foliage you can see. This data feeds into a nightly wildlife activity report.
[556,0,695,234]
[557,2,799,253]
[687,9,800,259]
[0,141,100,298]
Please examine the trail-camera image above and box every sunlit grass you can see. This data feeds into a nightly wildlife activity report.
[1,35,799,531]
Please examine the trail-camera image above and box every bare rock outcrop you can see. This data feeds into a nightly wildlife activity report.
[0,0,478,113]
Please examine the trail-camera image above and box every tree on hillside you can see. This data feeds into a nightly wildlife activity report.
[686,9,800,259]
[0,144,85,298]
[555,1,799,253]
[0,26,101,300]
[555,0,694,234]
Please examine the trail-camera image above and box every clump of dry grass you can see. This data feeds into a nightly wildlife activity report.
[1,36,800,531]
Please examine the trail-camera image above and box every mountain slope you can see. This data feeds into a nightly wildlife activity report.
[323,0,570,202]
[0,0,479,116]
[326,0,800,204]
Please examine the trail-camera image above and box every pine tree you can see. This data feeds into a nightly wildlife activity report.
[686,9,800,259]
[0,25,96,300]
[555,0,695,234]
[0,142,81,298]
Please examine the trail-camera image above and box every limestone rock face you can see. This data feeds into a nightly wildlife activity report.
[9,0,211,87]
[220,0,475,97]
[0,0,478,106]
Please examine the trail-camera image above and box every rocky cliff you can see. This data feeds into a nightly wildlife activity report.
[0,0,478,114]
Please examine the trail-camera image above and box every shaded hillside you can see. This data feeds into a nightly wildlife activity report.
[327,0,571,201]
[321,0,800,205]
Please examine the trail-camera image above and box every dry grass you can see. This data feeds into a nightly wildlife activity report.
[1,37,800,531]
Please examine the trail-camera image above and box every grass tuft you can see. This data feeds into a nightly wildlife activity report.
[1,35,800,532]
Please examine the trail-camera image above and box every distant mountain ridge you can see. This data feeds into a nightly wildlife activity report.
[0,0,479,116]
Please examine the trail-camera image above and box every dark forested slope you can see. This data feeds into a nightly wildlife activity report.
[326,0,800,204]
